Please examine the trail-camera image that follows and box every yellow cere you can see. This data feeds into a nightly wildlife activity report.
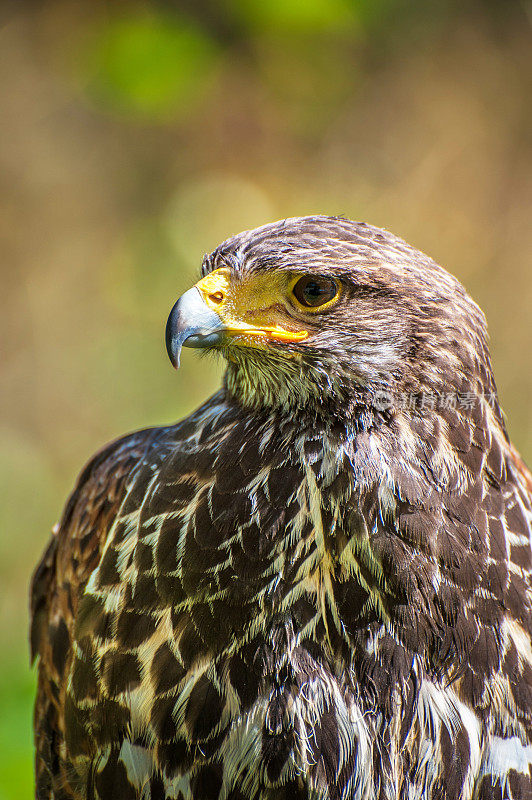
[194,267,309,344]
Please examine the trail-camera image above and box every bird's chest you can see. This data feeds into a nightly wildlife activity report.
[150,448,382,693]
[85,419,380,700]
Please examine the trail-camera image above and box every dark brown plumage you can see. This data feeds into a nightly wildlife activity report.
[31,216,532,799]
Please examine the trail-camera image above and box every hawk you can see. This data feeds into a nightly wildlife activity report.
[31,216,532,800]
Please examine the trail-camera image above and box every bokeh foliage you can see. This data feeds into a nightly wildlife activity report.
[82,11,219,119]
[1,0,531,796]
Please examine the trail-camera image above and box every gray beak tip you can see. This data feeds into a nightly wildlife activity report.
[165,301,182,369]
[165,287,224,370]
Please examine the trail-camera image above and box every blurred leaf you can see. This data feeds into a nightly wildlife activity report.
[227,0,455,42]
[82,10,219,120]
[227,0,360,33]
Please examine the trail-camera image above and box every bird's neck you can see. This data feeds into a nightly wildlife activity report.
[223,357,396,430]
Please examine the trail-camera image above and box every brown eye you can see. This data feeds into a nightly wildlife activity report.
[292,276,339,308]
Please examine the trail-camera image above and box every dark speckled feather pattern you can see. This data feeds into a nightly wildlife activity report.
[31,217,532,799]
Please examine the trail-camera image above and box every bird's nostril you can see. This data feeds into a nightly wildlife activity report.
[209,291,224,304]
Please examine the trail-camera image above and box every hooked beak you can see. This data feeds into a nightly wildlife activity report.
[165,268,309,369]
[165,287,225,368]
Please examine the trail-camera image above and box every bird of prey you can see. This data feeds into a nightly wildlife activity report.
[31,216,532,800]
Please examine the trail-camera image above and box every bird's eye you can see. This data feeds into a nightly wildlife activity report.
[291,276,339,309]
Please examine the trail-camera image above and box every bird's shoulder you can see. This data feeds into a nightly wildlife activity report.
[30,428,158,673]
[30,392,230,667]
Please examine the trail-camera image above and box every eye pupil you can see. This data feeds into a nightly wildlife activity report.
[292,276,338,308]
[305,282,321,297]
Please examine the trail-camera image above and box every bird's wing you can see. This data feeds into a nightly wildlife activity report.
[454,436,532,797]
[30,428,160,798]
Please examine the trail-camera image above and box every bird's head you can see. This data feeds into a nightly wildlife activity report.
[166,216,493,421]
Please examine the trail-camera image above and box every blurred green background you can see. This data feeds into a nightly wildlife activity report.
[1,0,532,796]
